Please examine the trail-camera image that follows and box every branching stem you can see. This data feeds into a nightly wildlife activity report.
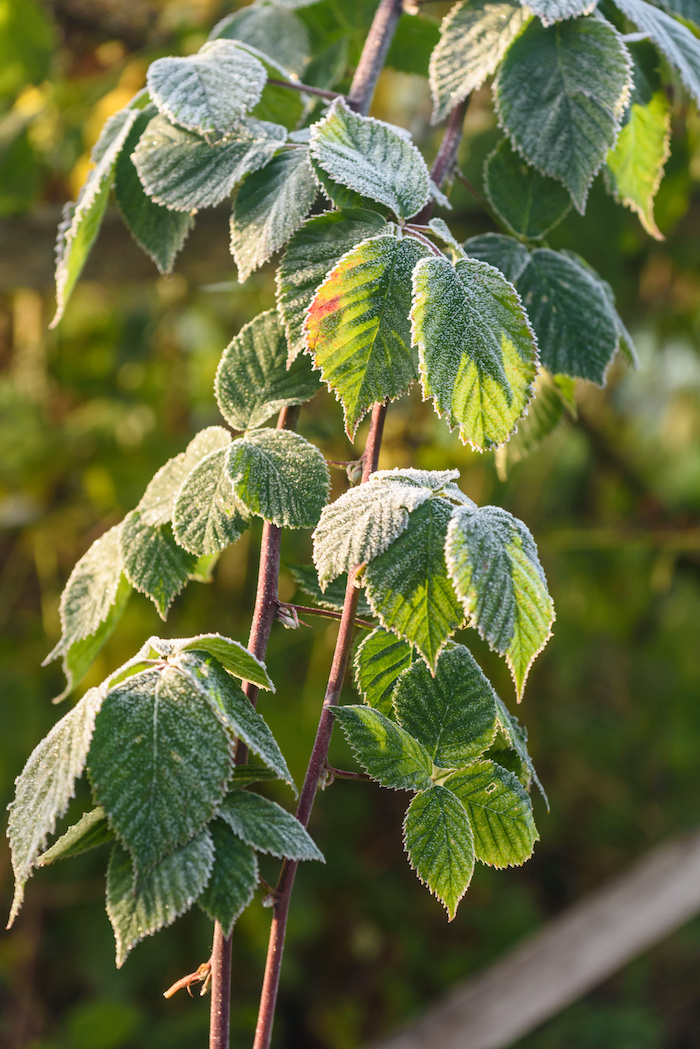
[281,603,375,630]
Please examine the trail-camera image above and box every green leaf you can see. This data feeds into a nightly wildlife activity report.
[309,99,431,220]
[526,0,598,25]
[277,207,388,361]
[495,17,632,211]
[312,476,431,588]
[7,686,104,926]
[403,786,475,919]
[174,653,293,788]
[288,563,374,617]
[230,148,317,282]
[198,819,259,936]
[227,428,329,529]
[393,644,498,768]
[172,448,249,557]
[464,232,531,283]
[36,808,113,867]
[228,765,280,791]
[354,628,413,716]
[132,114,287,212]
[51,106,141,327]
[606,89,670,239]
[364,498,464,669]
[614,0,700,106]
[210,6,310,76]
[42,524,131,700]
[107,832,214,967]
[445,505,555,700]
[215,310,320,431]
[89,666,233,873]
[138,426,233,528]
[114,107,194,274]
[484,139,572,240]
[219,791,324,861]
[172,633,274,691]
[120,513,197,618]
[655,0,700,24]
[305,232,429,438]
[493,693,548,805]
[444,760,538,867]
[411,255,537,451]
[429,0,532,124]
[332,705,433,790]
[147,41,267,134]
[516,249,619,382]
[494,369,573,476]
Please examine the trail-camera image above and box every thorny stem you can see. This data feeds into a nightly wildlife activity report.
[413,98,470,224]
[267,78,343,102]
[346,0,404,116]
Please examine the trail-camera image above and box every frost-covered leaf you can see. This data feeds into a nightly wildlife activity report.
[484,139,572,239]
[120,513,197,618]
[51,106,140,327]
[606,89,670,239]
[463,232,531,283]
[403,786,475,919]
[305,232,429,438]
[198,819,258,936]
[138,427,233,528]
[411,255,537,451]
[219,791,323,861]
[312,477,431,588]
[36,808,113,867]
[516,249,619,383]
[227,428,329,529]
[7,686,104,926]
[147,41,267,134]
[170,633,274,690]
[277,207,388,361]
[215,310,320,431]
[107,832,214,967]
[364,497,464,669]
[354,628,413,716]
[526,0,598,25]
[114,107,194,274]
[288,563,374,617]
[427,218,466,259]
[654,0,700,23]
[173,448,249,557]
[175,653,292,787]
[495,369,574,476]
[429,0,532,124]
[444,760,538,866]
[495,17,632,212]
[132,114,287,212]
[446,505,555,699]
[494,693,548,804]
[43,525,131,700]
[210,6,310,76]
[230,148,317,282]
[309,99,431,220]
[332,705,433,790]
[614,0,700,105]
[393,644,498,767]
[89,666,232,874]
[228,765,280,791]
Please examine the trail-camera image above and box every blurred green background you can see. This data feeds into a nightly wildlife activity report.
[1,1,699,1047]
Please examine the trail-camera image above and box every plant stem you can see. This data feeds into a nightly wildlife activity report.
[413,98,469,224]
[209,404,299,1049]
[347,0,404,116]
[267,78,343,101]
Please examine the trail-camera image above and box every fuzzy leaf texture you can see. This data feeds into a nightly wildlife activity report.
[226,428,329,529]
[463,232,531,284]
[309,99,431,220]
[36,808,113,867]
[495,17,632,212]
[354,628,413,717]
[411,255,538,451]
[172,447,249,557]
[120,513,197,618]
[429,0,532,124]
[218,792,324,861]
[526,0,598,25]
[107,832,214,966]
[7,686,104,925]
[612,0,700,106]
[211,6,310,76]
[484,139,571,240]
[332,706,433,791]
[215,310,321,431]
[606,90,670,240]
[198,820,259,937]
[170,633,274,690]
[403,786,475,919]
[137,427,232,527]
[444,760,538,867]
[446,505,555,699]
[304,232,429,438]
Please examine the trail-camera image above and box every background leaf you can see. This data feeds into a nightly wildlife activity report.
[606,90,670,240]
[198,820,259,936]
[484,138,572,240]
[332,705,433,791]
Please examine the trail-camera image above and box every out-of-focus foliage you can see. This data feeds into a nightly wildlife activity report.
[1,1,699,1047]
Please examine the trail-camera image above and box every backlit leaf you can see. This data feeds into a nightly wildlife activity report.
[494,369,573,477]
[403,786,475,919]
[198,819,258,936]
[411,255,537,451]
[138,426,233,528]
[172,448,249,557]
[332,705,433,791]
[445,504,555,699]
[526,0,597,25]
[120,513,197,618]
[444,760,538,866]
[613,0,700,106]
[484,139,571,239]
[606,89,670,239]
[354,627,413,716]
[219,791,324,861]
[36,807,113,866]
[170,633,274,690]
[495,17,632,211]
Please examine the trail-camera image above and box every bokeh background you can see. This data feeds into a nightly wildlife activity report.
[1,1,700,1047]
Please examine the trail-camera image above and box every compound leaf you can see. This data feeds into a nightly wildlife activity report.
[219,791,323,861]
[444,760,538,866]
[403,785,475,919]
[332,705,433,791]
[484,138,572,239]
[354,627,413,716]
[36,807,113,867]
[411,255,537,451]
[227,428,329,529]
[606,89,670,239]
[172,448,249,557]
[120,513,197,618]
[198,819,259,936]
[446,505,555,699]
